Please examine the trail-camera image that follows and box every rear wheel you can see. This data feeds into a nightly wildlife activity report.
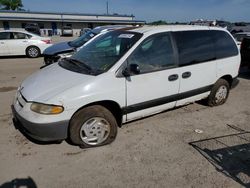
[69,105,117,148]
[207,79,230,106]
[26,46,41,58]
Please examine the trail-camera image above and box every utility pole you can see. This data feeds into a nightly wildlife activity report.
[106,1,109,15]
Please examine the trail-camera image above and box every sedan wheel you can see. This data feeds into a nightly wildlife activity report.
[26,46,40,58]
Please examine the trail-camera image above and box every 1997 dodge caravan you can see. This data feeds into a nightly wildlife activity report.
[12,26,240,147]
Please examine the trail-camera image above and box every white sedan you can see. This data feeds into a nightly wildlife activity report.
[0,30,52,58]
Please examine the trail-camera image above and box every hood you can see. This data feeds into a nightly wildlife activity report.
[20,63,93,103]
[43,41,74,55]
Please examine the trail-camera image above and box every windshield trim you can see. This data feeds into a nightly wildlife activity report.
[58,58,98,76]
[60,30,143,76]
[69,31,96,48]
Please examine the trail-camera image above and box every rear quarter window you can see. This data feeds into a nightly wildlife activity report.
[212,30,238,59]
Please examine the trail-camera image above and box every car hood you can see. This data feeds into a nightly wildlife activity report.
[20,63,93,103]
[43,41,74,55]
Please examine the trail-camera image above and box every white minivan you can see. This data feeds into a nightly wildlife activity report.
[12,26,240,147]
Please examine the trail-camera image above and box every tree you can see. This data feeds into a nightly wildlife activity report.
[0,0,24,11]
[148,20,168,25]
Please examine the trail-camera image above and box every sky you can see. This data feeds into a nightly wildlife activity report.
[22,0,250,22]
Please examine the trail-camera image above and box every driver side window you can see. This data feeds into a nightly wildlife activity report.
[127,32,175,74]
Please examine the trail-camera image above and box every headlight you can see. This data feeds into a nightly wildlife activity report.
[30,103,64,115]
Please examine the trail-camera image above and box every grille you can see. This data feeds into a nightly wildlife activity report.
[16,92,27,108]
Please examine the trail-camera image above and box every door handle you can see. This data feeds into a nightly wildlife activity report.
[168,74,179,81]
[0,42,4,44]
[22,41,28,43]
[182,72,191,79]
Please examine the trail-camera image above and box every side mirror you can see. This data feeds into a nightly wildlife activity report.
[122,64,140,77]
[130,64,140,74]
[122,67,130,77]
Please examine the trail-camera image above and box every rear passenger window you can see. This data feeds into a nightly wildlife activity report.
[127,33,175,73]
[174,31,215,66]
[212,30,238,59]
[13,32,27,39]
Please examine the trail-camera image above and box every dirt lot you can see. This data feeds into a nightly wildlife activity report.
[0,37,250,188]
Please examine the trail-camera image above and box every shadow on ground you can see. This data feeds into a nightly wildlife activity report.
[190,126,250,187]
[0,177,37,188]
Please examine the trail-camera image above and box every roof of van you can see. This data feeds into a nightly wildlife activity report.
[92,25,130,34]
[130,25,227,35]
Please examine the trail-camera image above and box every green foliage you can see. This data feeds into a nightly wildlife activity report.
[0,0,24,11]
[148,20,168,25]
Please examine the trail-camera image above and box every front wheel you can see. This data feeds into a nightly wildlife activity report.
[26,46,41,58]
[207,79,230,107]
[69,105,118,148]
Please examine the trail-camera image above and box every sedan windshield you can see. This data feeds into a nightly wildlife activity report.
[69,31,96,48]
[60,30,142,75]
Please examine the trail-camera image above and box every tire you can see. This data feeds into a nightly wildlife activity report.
[26,46,41,58]
[69,105,118,148]
[207,79,230,107]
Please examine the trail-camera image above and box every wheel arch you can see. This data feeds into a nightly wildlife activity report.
[219,75,233,88]
[26,45,40,51]
[70,100,123,128]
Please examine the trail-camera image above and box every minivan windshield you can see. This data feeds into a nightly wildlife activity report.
[59,30,143,75]
[68,31,96,48]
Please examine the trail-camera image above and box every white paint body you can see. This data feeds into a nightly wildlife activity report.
[13,25,241,126]
[0,30,51,56]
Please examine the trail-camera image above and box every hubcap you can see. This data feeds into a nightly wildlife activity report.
[80,117,111,145]
[28,48,38,57]
[215,85,228,103]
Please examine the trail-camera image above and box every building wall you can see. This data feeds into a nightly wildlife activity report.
[0,11,144,35]
[0,20,87,35]
[9,21,23,30]
[0,12,134,21]
[0,20,130,36]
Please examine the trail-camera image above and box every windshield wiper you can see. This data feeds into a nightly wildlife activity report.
[64,58,92,72]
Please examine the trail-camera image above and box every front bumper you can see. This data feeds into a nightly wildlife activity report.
[11,105,69,142]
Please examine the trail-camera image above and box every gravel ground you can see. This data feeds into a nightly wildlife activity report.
[0,37,249,187]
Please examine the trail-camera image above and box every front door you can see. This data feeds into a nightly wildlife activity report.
[124,32,180,121]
